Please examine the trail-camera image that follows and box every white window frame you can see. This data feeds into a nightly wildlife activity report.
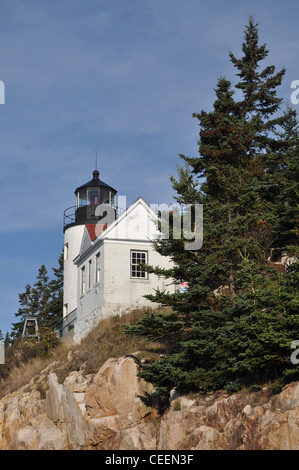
[130,250,148,279]
[63,303,68,317]
[95,252,101,284]
[88,259,92,290]
[80,266,86,296]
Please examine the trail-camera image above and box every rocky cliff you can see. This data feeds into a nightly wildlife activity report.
[1,353,299,450]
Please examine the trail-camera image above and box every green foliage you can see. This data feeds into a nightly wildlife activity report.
[13,327,60,362]
[123,310,185,346]
[225,384,242,395]
[269,383,283,395]
[11,252,64,339]
[125,16,299,404]
[0,327,60,383]
[248,385,262,393]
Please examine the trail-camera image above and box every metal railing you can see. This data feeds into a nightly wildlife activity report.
[63,205,125,229]
[63,206,76,228]
[53,309,77,338]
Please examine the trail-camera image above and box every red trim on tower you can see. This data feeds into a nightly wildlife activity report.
[86,223,107,241]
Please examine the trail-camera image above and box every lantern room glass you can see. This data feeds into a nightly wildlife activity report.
[101,189,110,205]
[76,188,116,208]
[111,192,116,208]
[77,189,87,207]
[89,189,100,205]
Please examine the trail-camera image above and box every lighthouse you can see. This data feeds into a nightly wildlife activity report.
[63,169,117,323]
[58,167,176,343]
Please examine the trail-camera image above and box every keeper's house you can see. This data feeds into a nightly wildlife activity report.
[57,169,175,344]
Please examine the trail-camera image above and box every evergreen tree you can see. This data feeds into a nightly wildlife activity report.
[270,106,299,248]
[229,15,287,137]
[11,284,35,338]
[33,264,51,327]
[46,251,64,329]
[4,331,11,349]
[124,17,299,404]
[11,253,63,338]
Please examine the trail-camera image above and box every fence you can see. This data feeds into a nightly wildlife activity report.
[53,309,77,338]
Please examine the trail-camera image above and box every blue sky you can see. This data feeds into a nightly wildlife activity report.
[0,0,299,334]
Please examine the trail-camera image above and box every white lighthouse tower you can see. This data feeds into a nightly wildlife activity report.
[62,169,117,333]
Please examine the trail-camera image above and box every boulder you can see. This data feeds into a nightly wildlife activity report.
[85,355,154,426]
[11,414,65,450]
[3,354,299,450]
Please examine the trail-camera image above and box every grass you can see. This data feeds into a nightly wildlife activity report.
[0,308,165,397]
[0,340,72,398]
[55,308,164,384]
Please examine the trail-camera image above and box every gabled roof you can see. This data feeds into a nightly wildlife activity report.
[74,197,159,264]
[78,226,93,258]
[97,197,159,242]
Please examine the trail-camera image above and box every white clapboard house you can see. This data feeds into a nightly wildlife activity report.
[58,169,175,344]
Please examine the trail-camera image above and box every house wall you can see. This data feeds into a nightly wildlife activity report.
[63,224,85,317]
[102,240,173,314]
[73,239,174,343]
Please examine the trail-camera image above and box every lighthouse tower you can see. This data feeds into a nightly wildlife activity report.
[63,169,117,321]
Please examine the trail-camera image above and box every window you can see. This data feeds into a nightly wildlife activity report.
[111,192,116,208]
[88,260,92,290]
[64,243,69,260]
[80,266,86,295]
[131,251,148,279]
[101,189,110,204]
[89,189,100,205]
[63,303,68,317]
[77,189,87,207]
[95,252,101,284]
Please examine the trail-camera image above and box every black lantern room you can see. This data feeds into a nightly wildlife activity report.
[64,170,117,230]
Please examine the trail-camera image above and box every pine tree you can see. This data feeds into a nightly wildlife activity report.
[46,251,64,329]
[229,15,287,135]
[4,331,11,349]
[124,17,299,404]
[11,253,63,338]
[33,264,51,327]
[11,284,34,338]
[271,106,299,248]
